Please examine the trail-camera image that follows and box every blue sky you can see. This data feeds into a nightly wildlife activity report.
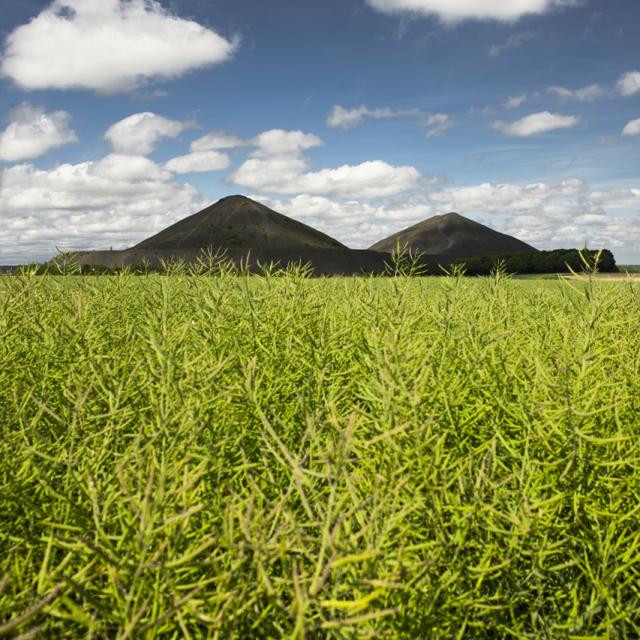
[1,0,639,263]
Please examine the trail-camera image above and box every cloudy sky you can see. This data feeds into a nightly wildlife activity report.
[1,0,639,264]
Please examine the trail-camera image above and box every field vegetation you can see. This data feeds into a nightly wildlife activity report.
[1,265,639,638]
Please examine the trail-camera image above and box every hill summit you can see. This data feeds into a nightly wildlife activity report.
[134,195,346,251]
[369,212,537,259]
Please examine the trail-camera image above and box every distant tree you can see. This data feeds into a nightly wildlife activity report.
[453,249,618,276]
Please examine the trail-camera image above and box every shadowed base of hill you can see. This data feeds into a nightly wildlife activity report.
[51,247,618,276]
[68,248,403,276]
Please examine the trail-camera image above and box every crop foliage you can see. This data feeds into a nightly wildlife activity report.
[1,268,639,638]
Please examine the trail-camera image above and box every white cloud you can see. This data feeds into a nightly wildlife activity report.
[492,111,579,136]
[105,112,190,155]
[421,114,452,138]
[588,188,640,208]
[617,71,640,97]
[190,131,247,152]
[365,0,573,23]
[0,0,237,93]
[295,162,420,199]
[547,84,605,101]
[503,95,528,109]
[327,105,391,130]
[488,31,538,57]
[230,156,307,191]
[232,158,421,199]
[470,95,529,116]
[2,155,179,210]
[92,153,173,182]
[250,129,324,157]
[230,127,424,199]
[0,103,77,162]
[227,129,420,199]
[326,105,452,137]
[0,154,205,263]
[256,194,435,248]
[429,179,587,215]
[622,119,640,137]
[165,150,231,173]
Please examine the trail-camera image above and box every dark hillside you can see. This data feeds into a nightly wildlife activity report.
[370,212,537,259]
[134,195,346,251]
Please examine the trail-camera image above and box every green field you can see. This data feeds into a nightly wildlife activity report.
[1,272,639,638]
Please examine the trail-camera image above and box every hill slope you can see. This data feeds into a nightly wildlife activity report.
[369,212,537,258]
[133,195,346,251]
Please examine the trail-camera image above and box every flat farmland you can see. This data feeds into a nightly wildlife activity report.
[1,273,639,638]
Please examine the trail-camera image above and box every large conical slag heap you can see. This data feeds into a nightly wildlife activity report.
[134,195,346,252]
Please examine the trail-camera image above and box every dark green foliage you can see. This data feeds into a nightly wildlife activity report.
[455,248,618,275]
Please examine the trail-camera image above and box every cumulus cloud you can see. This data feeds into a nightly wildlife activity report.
[2,155,180,210]
[0,154,205,263]
[250,129,324,157]
[622,119,640,136]
[165,150,231,173]
[228,128,420,199]
[500,215,640,255]
[617,71,640,97]
[190,131,247,152]
[326,105,452,137]
[587,188,640,208]
[492,111,579,136]
[92,153,173,182]
[429,179,587,215]
[232,158,421,199]
[293,162,420,199]
[0,103,77,162]
[547,84,605,101]
[0,0,237,93]
[105,112,191,155]
[365,0,573,23]
[256,194,435,248]
[488,31,538,57]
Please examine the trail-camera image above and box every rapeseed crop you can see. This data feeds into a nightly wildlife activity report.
[1,269,639,638]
